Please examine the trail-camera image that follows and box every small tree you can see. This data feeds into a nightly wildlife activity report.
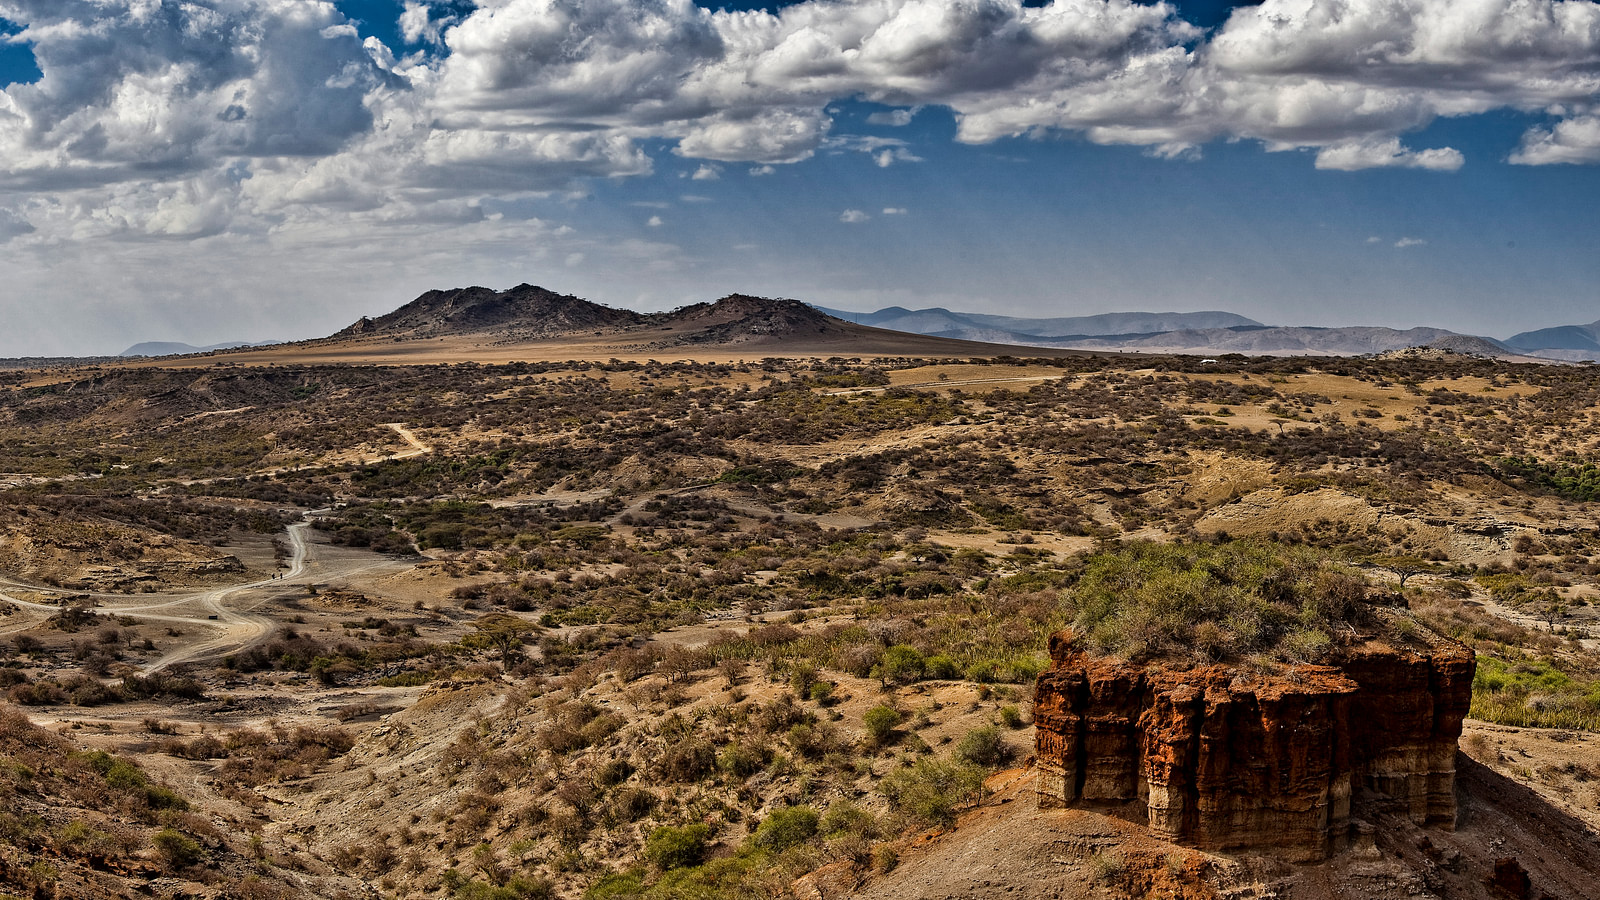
[466,613,540,662]
[1374,554,1437,589]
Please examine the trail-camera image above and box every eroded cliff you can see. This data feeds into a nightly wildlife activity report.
[1034,619,1474,861]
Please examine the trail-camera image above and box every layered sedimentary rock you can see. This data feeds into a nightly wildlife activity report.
[1034,629,1474,861]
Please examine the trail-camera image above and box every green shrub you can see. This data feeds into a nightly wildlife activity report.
[997,705,1023,728]
[963,660,998,683]
[953,726,1010,767]
[863,705,900,748]
[78,750,190,811]
[453,877,554,900]
[152,828,203,868]
[789,663,817,696]
[644,824,710,871]
[924,655,961,679]
[877,645,925,685]
[881,757,986,826]
[717,743,768,777]
[819,800,877,838]
[1469,657,1600,731]
[751,805,819,852]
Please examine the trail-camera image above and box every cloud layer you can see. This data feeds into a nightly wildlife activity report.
[1,0,1597,239]
[0,0,1598,352]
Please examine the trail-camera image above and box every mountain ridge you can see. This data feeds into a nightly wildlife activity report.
[114,285,1600,363]
[120,340,279,358]
[1504,320,1600,353]
[815,303,1600,360]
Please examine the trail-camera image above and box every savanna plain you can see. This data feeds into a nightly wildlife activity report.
[2,346,1599,900]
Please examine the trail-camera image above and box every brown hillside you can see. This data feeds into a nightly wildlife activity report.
[850,761,1600,900]
[335,283,644,340]
[661,294,849,345]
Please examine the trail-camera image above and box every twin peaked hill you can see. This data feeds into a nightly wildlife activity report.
[336,284,850,346]
[327,283,1001,355]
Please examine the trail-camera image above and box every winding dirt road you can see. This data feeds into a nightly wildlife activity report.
[0,517,411,674]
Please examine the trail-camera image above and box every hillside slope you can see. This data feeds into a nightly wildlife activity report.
[336,283,645,339]
[0,704,331,899]
[852,762,1600,900]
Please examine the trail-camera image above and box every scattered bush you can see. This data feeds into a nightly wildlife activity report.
[953,726,1011,767]
[881,757,986,826]
[644,823,711,871]
[152,828,203,868]
[751,805,819,852]
[863,705,900,748]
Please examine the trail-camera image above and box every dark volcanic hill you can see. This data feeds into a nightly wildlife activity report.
[336,284,643,339]
[662,294,850,345]
[332,286,906,350]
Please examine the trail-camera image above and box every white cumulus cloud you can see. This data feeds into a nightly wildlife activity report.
[1511,115,1600,165]
[1314,138,1464,172]
[840,208,871,223]
[0,0,1599,345]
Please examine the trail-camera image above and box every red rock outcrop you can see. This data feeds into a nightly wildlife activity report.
[1034,627,1474,861]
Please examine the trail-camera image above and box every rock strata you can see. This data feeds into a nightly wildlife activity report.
[1034,627,1474,861]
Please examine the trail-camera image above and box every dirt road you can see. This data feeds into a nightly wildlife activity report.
[0,518,411,673]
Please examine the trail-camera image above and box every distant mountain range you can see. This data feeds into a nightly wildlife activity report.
[816,304,1600,361]
[1502,319,1600,361]
[121,286,1600,362]
[814,306,1264,344]
[120,340,278,358]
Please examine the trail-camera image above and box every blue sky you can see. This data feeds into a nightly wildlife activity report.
[0,0,1597,355]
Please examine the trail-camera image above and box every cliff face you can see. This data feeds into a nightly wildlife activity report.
[1034,630,1474,861]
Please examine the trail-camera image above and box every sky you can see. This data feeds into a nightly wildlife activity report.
[0,1,1597,356]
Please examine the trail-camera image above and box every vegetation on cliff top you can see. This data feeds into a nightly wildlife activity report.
[1065,540,1375,665]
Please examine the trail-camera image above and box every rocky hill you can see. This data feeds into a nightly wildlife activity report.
[1030,324,1508,356]
[336,283,644,340]
[666,294,852,345]
[334,286,859,348]
[817,303,1558,360]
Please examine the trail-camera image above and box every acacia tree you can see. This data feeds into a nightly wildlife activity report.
[467,613,541,662]
[1373,554,1439,589]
